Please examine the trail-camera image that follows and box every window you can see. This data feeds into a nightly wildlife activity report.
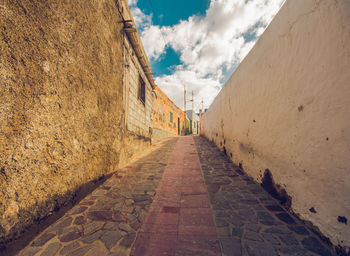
[170,112,173,123]
[138,75,146,105]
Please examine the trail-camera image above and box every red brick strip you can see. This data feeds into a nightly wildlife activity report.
[131,136,221,256]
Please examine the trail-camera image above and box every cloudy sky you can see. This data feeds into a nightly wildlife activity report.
[127,0,285,111]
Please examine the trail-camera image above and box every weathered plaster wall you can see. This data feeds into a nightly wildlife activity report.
[153,86,185,138]
[186,110,200,135]
[201,0,350,250]
[124,36,153,139]
[0,0,152,246]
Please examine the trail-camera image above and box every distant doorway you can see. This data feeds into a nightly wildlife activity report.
[178,118,180,135]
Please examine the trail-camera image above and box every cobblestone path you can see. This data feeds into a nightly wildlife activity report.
[193,136,335,256]
[18,138,178,256]
[17,136,335,256]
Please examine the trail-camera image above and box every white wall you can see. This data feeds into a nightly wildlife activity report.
[201,0,350,249]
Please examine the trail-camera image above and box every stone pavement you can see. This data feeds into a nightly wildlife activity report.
[17,138,178,256]
[193,136,335,256]
[17,136,335,256]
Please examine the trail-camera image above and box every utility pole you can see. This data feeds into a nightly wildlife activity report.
[192,91,194,111]
[201,99,204,116]
[184,84,186,135]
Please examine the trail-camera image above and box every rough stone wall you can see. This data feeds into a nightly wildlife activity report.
[0,0,151,246]
[201,0,350,251]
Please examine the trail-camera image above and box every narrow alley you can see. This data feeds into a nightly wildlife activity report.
[17,136,334,256]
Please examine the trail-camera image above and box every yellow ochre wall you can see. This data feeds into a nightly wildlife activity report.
[153,86,185,138]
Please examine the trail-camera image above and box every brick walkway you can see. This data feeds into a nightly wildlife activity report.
[16,136,335,256]
[131,136,220,255]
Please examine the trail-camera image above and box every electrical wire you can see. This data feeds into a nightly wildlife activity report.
[147,0,168,47]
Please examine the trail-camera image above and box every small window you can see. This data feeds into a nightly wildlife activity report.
[138,75,146,105]
[170,112,173,123]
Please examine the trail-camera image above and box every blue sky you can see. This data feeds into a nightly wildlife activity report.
[128,0,285,111]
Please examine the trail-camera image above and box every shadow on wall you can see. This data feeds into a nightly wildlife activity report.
[0,137,177,255]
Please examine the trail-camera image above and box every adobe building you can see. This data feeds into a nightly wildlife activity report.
[201,0,350,252]
[153,86,185,138]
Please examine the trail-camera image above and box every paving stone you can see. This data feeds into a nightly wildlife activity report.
[132,194,151,202]
[66,245,93,256]
[260,220,279,226]
[85,246,108,256]
[245,223,261,232]
[103,221,119,230]
[87,210,113,221]
[82,230,103,244]
[276,212,296,224]
[288,225,310,235]
[113,210,128,222]
[244,231,264,242]
[70,206,88,215]
[176,237,221,256]
[100,230,123,249]
[263,227,292,234]
[19,246,42,256]
[279,235,299,245]
[120,233,136,247]
[238,208,256,218]
[216,226,231,237]
[83,221,104,236]
[278,246,308,256]
[262,233,280,245]
[257,211,276,222]
[215,218,229,227]
[58,227,81,242]
[118,223,135,233]
[231,227,244,237]
[31,232,55,247]
[74,216,87,225]
[214,210,229,218]
[109,249,129,256]
[40,242,61,256]
[245,240,277,256]
[60,241,80,255]
[301,237,333,256]
[225,214,244,227]
[265,205,284,212]
[220,237,242,256]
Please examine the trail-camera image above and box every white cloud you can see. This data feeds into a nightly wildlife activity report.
[133,0,285,110]
[127,0,138,6]
[155,70,222,111]
[130,7,153,30]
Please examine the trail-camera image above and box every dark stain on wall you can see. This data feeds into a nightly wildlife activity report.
[239,142,254,155]
[261,169,292,209]
[337,216,347,225]
[298,105,304,112]
[309,207,317,213]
